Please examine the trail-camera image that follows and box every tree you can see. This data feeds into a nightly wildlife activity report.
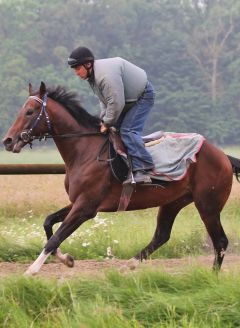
[184,0,238,103]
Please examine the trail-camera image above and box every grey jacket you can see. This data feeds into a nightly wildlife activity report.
[92,57,147,126]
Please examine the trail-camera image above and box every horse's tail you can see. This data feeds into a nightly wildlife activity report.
[227,155,240,182]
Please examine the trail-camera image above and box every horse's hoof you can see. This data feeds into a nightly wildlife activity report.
[64,254,74,268]
[119,264,129,273]
[24,268,37,277]
[119,259,140,273]
[127,258,140,270]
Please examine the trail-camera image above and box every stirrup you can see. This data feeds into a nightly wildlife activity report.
[122,171,136,186]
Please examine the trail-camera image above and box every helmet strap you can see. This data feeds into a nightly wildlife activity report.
[87,65,95,88]
[83,62,93,78]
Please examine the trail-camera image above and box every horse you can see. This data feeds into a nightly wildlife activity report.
[2,82,240,276]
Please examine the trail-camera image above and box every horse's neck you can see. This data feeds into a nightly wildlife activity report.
[48,100,101,166]
[48,99,82,134]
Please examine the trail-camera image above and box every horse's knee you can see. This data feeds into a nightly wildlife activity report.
[43,214,53,228]
[44,235,61,253]
[43,215,54,236]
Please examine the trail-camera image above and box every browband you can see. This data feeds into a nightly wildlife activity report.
[28,96,43,104]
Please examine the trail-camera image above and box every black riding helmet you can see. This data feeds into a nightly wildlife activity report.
[67,46,94,68]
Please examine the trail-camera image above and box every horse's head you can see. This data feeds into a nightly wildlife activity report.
[2,82,50,153]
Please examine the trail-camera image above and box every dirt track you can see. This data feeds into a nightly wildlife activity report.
[1,254,240,279]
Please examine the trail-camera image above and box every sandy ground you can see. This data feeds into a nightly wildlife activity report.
[0,255,240,279]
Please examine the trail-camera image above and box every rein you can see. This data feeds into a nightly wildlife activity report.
[32,131,103,140]
[21,93,114,162]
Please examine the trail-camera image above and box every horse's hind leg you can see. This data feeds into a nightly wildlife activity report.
[130,194,193,268]
[193,142,232,271]
[197,208,228,271]
[43,204,74,267]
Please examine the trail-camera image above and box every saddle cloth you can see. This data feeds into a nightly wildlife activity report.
[109,131,205,183]
[146,132,205,181]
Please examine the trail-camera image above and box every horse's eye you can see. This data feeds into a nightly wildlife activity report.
[26,109,34,116]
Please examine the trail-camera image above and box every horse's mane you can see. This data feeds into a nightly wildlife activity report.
[47,86,100,128]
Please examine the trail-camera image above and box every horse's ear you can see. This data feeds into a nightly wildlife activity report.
[29,83,33,95]
[39,81,46,97]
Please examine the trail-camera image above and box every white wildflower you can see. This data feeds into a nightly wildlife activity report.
[82,242,90,247]
[106,246,114,259]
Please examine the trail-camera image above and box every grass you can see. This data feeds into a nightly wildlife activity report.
[0,145,63,164]
[1,269,240,327]
[0,182,240,262]
[0,148,240,327]
[220,145,240,157]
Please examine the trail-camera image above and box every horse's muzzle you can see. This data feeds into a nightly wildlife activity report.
[2,136,14,151]
[2,135,25,153]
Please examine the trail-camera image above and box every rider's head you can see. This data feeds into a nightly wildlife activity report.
[68,47,94,81]
[68,46,94,68]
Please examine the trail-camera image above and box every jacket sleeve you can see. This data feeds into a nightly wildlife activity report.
[99,101,107,120]
[99,75,125,126]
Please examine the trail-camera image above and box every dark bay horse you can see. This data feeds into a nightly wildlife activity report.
[2,82,240,275]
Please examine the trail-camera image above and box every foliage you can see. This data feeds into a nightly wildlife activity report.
[1,269,240,327]
[1,0,240,146]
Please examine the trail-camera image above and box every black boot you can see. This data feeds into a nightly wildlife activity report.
[123,170,152,185]
[133,170,152,184]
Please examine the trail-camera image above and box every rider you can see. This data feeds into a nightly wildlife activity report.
[67,46,155,184]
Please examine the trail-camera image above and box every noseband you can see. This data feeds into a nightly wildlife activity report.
[20,93,52,144]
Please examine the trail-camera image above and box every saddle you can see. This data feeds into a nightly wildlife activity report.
[108,129,166,185]
[108,129,205,210]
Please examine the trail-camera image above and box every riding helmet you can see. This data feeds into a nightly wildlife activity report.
[67,46,94,68]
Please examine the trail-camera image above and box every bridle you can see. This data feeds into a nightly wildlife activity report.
[20,93,103,144]
[20,93,52,144]
[20,93,115,162]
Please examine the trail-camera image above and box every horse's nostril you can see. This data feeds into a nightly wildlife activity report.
[3,137,13,146]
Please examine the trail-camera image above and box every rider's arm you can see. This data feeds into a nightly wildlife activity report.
[99,75,125,127]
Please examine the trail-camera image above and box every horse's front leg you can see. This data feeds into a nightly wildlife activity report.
[43,204,74,267]
[25,200,97,276]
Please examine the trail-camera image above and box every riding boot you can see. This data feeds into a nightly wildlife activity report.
[123,170,152,185]
[134,170,152,184]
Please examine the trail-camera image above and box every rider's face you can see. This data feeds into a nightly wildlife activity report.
[73,65,88,79]
[73,63,92,80]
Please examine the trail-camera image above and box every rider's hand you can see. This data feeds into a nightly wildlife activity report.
[100,122,108,134]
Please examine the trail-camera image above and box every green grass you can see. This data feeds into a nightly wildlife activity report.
[0,146,63,164]
[220,145,240,157]
[0,201,240,262]
[0,206,205,261]
[1,269,240,327]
